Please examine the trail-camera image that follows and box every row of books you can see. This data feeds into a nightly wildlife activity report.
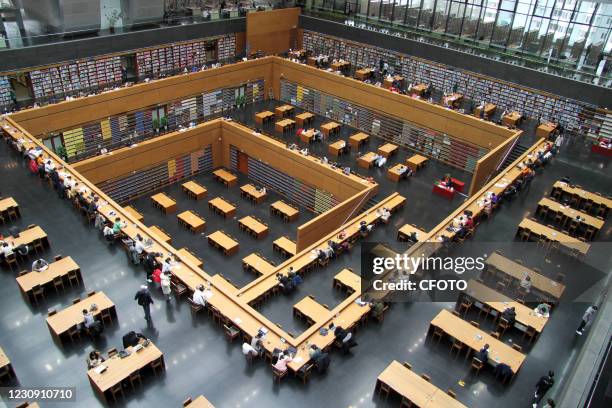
[29,56,122,99]
[302,30,599,136]
[0,76,12,110]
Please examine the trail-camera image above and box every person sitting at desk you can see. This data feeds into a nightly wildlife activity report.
[276,273,295,294]
[0,241,13,261]
[333,325,357,355]
[112,217,123,234]
[122,330,147,348]
[256,186,266,195]
[373,154,387,167]
[273,352,293,372]
[192,283,212,307]
[161,257,173,274]
[397,165,412,179]
[103,223,115,242]
[87,350,105,369]
[32,258,49,272]
[442,174,453,188]
[378,207,391,224]
[359,220,373,237]
[501,306,517,326]
[474,343,489,363]
[520,275,532,293]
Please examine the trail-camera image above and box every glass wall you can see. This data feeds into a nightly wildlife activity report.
[307,0,612,84]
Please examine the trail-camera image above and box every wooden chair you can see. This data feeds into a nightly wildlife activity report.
[4,253,18,272]
[54,254,63,261]
[172,281,188,298]
[523,326,538,344]
[72,297,81,304]
[512,344,522,352]
[128,370,142,391]
[107,347,118,357]
[109,383,124,402]
[376,379,391,399]
[469,321,480,328]
[66,325,81,343]
[296,363,314,384]
[223,324,240,342]
[18,270,28,276]
[402,361,412,370]
[188,298,203,315]
[431,326,444,343]
[451,310,461,317]
[32,238,45,254]
[52,275,65,294]
[67,269,80,287]
[497,317,511,336]
[47,309,57,317]
[271,365,288,383]
[31,284,45,304]
[151,357,165,375]
[458,299,472,316]
[450,339,464,357]
[470,357,484,375]
[87,290,96,297]
[447,389,457,399]
[400,397,412,408]
[100,308,113,326]
[421,373,431,382]
[183,398,193,407]
[490,331,500,339]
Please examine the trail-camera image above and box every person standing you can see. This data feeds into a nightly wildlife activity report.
[532,371,554,407]
[576,305,598,335]
[160,271,172,302]
[134,285,154,322]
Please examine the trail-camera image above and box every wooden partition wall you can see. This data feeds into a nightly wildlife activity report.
[10,58,275,136]
[246,8,300,55]
[469,131,522,195]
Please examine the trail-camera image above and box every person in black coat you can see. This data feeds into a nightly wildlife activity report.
[533,371,554,406]
[333,325,357,354]
[122,331,147,348]
[143,252,160,282]
[134,285,154,322]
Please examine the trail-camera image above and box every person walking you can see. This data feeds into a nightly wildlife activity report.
[160,271,172,302]
[134,285,154,322]
[532,370,554,407]
[576,305,598,335]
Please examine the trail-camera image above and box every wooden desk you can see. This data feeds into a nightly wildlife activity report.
[0,346,15,380]
[486,252,566,300]
[538,197,604,234]
[383,75,404,89]
[377,143,398,158]
[275,105,294,118]
[7,226,49,248]
[240,184,267,204]
[212,169,237,187]
[295,112,314,127]
[207,231,239,256]
[148,225,171,244]
[151,193,176,214]
[16,256,80,297]
[406,154,428,171]
[502,111,522,127]
[349,132,369,149]
[536,122,557,138]
[275,118,296,133]
[294,296,329,324]
[185,395,215,408]
[377,361,467,408]
[355,68,374,80]
[474,103,497,118]
[411,83,428,95]
[182,181,207,200]
[357,152,378,169]
[299,129,315,143]
[333,268,361,293]
[208,197,236,218]
[210,274,238,294]
[273,236,296,257]
[177,247,203,268]
[270,200,299,222]
[331,60,350,71]
[552,181,612,215]
[238,216,269,239]
[242,253,275,276]
[123,205,144,222]
[387,163,409,182]
[463,279,548,333]
[88,342,163,401]
[47,292,116,343]
[0,197,20,218]
[430,310,526,373]
[321,122,340,137]
[444,93,463,107]
[518,218,590,256]
[328,140,349,156]
[177,211,206,233]
[397,224,425,241]
[255,110,274,124]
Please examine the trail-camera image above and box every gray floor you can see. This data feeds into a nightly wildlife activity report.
[0,109,610,408]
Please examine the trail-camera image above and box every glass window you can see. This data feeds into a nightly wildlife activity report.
[492,10,514,45]
[433,0,451,31]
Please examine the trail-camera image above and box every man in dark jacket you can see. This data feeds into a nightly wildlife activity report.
[532,371,554,407]
[134,285,154,322]
[144,252,160,282]
[122,331,147,348]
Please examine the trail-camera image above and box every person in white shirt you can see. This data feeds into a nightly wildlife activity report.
[379,207,391,223]
[44,159,55,173]
[1,242,14,260]
[134,236,145,255]
[82,309,96,328]
[520,275,532,293]
[162,257,173,274]
[192,284,212,306]
[103,224,114,239]
[32,259,49,271]
[160,271,172,301]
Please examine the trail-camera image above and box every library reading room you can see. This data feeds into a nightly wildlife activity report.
[0,2,611,408]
